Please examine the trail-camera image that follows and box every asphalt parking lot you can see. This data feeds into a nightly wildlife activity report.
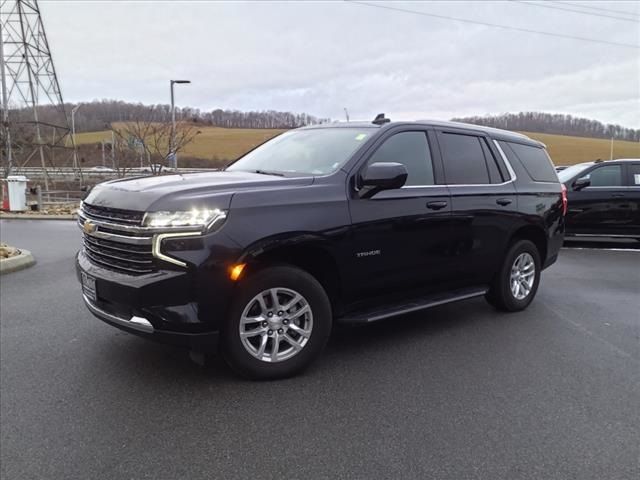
[1,219,639,480]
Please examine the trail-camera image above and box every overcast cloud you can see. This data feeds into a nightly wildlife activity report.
[42,0,640,127]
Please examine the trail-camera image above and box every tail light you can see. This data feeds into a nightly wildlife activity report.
[561,184,568,216]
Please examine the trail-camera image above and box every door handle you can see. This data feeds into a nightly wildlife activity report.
[612,193,625,198]
[496,198,513,206]
[426,201,448,210]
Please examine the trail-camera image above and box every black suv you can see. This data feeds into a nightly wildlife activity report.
[76,117,565,379]
[558,159,640,239]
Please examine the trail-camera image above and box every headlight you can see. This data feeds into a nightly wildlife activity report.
[142,208,227,229]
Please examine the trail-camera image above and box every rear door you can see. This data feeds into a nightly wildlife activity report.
[566,163,631,235]
[435,129,517,286]
[347,128,453,301]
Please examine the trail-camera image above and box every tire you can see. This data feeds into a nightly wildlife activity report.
[485,239,541,312]
[221,265,332,380]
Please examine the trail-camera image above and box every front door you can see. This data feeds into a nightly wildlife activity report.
[625,163,640,237]
[566,163,632,236]
[347,128,453,302]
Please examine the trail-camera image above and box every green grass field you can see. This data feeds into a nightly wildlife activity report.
[75,126,639,166]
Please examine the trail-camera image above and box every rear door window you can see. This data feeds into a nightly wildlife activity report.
[503,142,557,182]
[366,131,434,186]
[438,132,491,185]
[480,139,504,183]
[627,164,640,186]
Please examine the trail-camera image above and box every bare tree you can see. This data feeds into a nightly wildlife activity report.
[107,132,142,178]
[110,106,199,176]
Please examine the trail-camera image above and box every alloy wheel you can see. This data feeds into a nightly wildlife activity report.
[510,252,535,300]
[238,287,314,363]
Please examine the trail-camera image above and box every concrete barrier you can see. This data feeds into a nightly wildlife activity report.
[0,249,36,275]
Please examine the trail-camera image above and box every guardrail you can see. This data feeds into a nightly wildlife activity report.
[38,190,83,204]
[8,166,218,177]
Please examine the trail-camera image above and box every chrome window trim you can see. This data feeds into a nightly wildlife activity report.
[399,138,518,189]
[492,139,517,182]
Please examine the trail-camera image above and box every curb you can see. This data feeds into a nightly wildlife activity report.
[0,249,36,275]
[0,213,76,220]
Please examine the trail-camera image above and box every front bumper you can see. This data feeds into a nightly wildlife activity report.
[76,251,222,351]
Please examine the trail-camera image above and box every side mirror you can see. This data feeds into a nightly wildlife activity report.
[573,177,591,191]
[359,162,408,198]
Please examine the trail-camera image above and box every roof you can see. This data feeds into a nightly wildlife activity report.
[602,158,640,162]
[302,119,543,147]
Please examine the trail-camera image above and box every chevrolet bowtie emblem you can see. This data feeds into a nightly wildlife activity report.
[83,221,97,234]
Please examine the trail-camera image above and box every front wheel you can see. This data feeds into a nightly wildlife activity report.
[221,265,332,380]
[486,239,541,312]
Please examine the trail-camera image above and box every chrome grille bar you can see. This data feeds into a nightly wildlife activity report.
[82,240,154,265]
[78,203,202,275]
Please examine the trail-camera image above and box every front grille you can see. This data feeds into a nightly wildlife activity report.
[80,203,156,275]
[81,203,144,226]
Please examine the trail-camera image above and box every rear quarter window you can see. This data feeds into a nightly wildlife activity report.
[502,142,558,183]
[628,164,640,185]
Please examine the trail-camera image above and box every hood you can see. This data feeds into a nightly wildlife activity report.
[84,171,314,212]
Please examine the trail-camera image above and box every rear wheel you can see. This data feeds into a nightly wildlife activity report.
[486,239,541,312]
[221,265,332,380]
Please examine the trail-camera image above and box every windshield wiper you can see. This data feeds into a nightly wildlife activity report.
[253,169,285,177]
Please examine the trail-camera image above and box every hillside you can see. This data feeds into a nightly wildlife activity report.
[74,126,639,167]
[522,132,639,165]
[75,126,285,163]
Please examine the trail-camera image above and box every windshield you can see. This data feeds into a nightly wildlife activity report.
[557,162,593,183]
[226,128,374,176]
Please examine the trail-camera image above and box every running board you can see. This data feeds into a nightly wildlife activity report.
[338,287,488,325]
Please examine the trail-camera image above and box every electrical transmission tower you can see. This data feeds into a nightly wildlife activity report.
[1,0,76,189]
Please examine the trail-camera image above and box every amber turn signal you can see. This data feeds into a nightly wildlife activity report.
[229,263,246,281]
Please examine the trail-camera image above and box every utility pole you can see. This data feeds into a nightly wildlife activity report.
[111,129,115,168]
[17,0,48,190]
[169,79,190,169]
[71,104,80,170]
[0,17,11,176]
[0,0,74,188]
[344,107,350,122]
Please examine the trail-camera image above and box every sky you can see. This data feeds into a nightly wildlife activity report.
[40,0,640,127]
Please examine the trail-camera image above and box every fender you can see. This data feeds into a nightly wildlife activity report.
[234,228,350,265]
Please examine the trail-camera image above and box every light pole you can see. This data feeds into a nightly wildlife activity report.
[170,79,190,169]
[610,136,614,160]
[71,104,81,170]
